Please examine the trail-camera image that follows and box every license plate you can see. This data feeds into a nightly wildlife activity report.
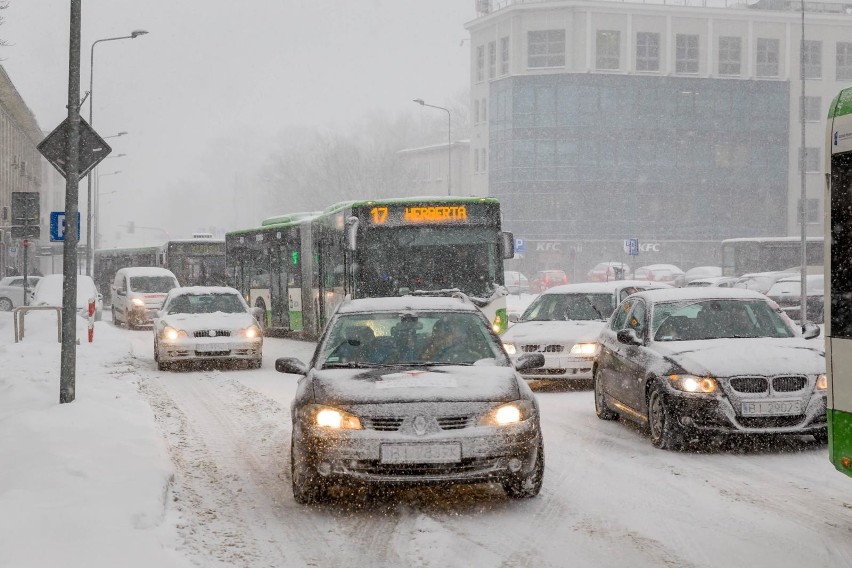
[741,400,802,416]
[195,343,227,353]
[380,443,461,464]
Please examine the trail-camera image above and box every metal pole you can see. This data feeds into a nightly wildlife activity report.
[799,0,808,328]
[445,109,452,196]
[61,0,82,404]
[85,42,95,276]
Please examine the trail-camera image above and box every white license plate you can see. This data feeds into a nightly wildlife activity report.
[380,443,462,464]
[741,400,802,416]
[195,343,228,353]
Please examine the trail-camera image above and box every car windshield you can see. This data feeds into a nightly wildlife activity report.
[317,311,508,368]
[652,299,795,341]
[130,276,178,293]
[521,293,611,322]
[167,293,245,315]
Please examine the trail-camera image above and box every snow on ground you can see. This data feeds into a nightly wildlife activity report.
[2,309,852,568]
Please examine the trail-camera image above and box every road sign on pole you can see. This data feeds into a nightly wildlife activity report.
[11,192,40,239]
[623,238,639,256]
[50,211,82,242]
[37,117,111,179]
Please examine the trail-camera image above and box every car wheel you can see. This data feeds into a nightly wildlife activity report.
[503,438,544,499]
[647,383,684,450]
[291,439,328,505]
[0,297,13,311]
[593,368,618,420]
[813,430,829,444]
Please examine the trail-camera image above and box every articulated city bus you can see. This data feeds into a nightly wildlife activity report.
[226,197,514,339]
[721,236,824,278]
[826,87,852,478]
[94,235,227,302]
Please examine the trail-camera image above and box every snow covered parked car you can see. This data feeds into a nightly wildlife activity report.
[153,286,263,370]
[594,288,827,449]
[30,274,102,320]
[502,281,670,381]
[275,295,545,504]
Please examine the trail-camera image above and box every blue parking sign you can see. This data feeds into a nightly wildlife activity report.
[515,238,525,254]
[50,211,81,242]
[623,238,639,256]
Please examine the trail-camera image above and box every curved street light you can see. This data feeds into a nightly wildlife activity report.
[413,98,452,196]
[86,30,149,276]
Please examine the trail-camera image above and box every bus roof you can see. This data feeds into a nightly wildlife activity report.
[829,88,852,119]
[260,211,321,227]
[722,236,824,244]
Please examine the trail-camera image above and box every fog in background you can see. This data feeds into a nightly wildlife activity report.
[1,0,474,246]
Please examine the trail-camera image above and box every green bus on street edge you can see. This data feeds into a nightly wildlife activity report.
[226,196,514,340]
[826,88,852,477]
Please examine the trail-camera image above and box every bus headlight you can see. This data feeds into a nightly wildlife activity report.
[570,342,600,356]
[312,407,362,430]
[668,374,718,394]
[816,374,827,390]
[503,342,517,355]
[162,326,187,341]
[480,400,535,426]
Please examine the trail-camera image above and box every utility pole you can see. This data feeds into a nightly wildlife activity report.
[60,1,82,404]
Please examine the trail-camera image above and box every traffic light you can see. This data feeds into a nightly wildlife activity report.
[128,221,135,234]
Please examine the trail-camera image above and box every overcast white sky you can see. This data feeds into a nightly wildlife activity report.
[1,0,474,243]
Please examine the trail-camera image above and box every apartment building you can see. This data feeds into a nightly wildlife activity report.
[465,0,852,274]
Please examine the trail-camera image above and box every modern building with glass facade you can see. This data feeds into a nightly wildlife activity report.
[465,0,852,275]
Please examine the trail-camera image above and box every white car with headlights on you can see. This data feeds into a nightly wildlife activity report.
[275,295,546,504]
[502,281,669,382]
[153,286,263,370]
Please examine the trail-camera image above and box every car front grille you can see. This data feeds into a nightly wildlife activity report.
[344,457,503,477]
[772,376,807,392]
[729,377,769,393]
[737,415,806,428]
[193,329,232,338]
[521,344,564,353]
[361,415,475,431]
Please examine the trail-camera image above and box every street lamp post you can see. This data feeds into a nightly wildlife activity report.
[95,170,121,253]
[413,98,452,196]
[85,30,148,276]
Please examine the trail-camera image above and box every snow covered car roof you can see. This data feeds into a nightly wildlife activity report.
[336,295,482,314]
[541,280,671,295]
[627,286,770,303]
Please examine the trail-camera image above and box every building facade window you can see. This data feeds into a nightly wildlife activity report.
[481,148,487,173]
[636,32,660,72]
[596,30,621,70]
[837,42,852,81]
[473,100,480,125]
[800,147,820,173]
[477,45,484,81]
[797,198,821,224]
[803,40,822,79]
[500,36,510,75]
[718,36,742,76]
[756,38,779,77]
[528,29,566,68]
[481,98,487,123]
[676,34,699,74]
[800,96,821,122]
[488,41,496,79]
[474,148,480,173]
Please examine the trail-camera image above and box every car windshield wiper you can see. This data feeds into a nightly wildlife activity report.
[321,362,381,369]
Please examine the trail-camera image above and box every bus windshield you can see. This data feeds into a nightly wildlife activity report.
[358,226,501,298]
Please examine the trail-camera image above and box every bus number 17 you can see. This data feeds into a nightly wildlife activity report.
[371,207,388,224]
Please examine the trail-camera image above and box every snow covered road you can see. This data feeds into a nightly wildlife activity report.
[117,328,852,568]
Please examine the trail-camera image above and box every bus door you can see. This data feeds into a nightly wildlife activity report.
[269,243,290,330]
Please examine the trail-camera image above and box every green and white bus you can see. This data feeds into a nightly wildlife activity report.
[226,196,514,339]
[826,88,852,477]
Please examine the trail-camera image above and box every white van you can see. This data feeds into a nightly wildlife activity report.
[112,267,179,328]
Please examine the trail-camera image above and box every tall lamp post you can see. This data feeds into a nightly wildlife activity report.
[413,98,452,196]
[85,30,148,276]
[799,0,808,328]
[95,170,122,253]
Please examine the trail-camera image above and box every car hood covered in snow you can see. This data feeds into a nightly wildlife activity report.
[308,365,521,405]
[502,320,607,345]
[158,311,258,332]
[650,337,825,377]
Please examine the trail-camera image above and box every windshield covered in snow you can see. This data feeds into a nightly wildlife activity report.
[318,311,508,368]
[357,227,501,298]
[521,293,612,322]
[652,299,795,341]
[166,293,246,315]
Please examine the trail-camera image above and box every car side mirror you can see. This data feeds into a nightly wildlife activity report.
[117,289,126,296]
[508,313,520,324]
[514,352,544,371]
[275,357,308,375]
[616,328,642,345]
[802,322,821,339]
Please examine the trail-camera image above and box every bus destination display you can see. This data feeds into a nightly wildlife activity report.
[367,204,486,226]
